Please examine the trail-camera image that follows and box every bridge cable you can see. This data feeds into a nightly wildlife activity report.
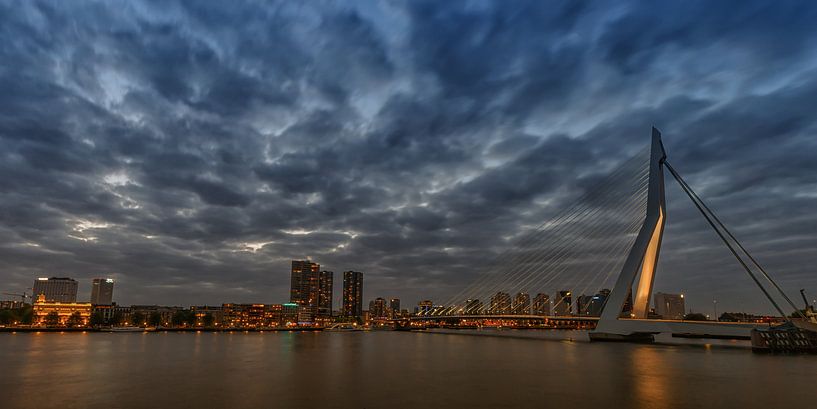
[468,168,649,315]
[663,160,791,320]
[664,160,805,320]
[436,150,649,314]
[433,152,646,313]
[468,180,646,314]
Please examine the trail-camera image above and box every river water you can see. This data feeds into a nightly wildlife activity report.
[1,330,815,409]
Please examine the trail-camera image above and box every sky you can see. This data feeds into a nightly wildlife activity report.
[1,1,816,314]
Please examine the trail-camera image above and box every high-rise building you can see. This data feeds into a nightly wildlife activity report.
[576,294,594,316]
[654,292,685,320]
[464,298,482,315]
[532,293,550,316]
[290,260,320,321]
[489,292,511,314]
[342,271,363,319]
[416,300,433,315]
[370,297,387,319]
[389,298,400,318]
[553,291,572,316]
[32,277,78,303]
[90,278,114,305]
[318,271,333,318]
[512,292,531,315]
[587,289,610,316]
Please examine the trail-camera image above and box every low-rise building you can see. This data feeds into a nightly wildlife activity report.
[32,294,92,326]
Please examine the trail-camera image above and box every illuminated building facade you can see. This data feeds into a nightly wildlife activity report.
[415,300,432,315]
[369,297,387,319]
[577,294,594,316]
[342,270,363,318]
[464,298,482,315]
[512,292,531,315]
[318,270,333,319]
[587,289,610,316]
[290,260,320,321]
[532,293,550,316]
[490,292,511,314]
[191,305,224,326]
[654,292,685,319]
[389,298,400,318]
[91,278,114,305]
[553,291,572,316]
[32,294,92,326]
[32,277,78,303]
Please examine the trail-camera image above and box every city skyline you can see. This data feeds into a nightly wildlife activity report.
[1,2,816,314]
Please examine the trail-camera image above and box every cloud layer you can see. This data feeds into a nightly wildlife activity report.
[1,1,816,313]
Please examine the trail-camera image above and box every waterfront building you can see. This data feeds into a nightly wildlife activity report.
[0,300,26,310]
[654,292,686,320]
[291,260,320,321]
[553,291,572,316]
[464,298,482,315]
[91,304,115,324]
[32,277,78,303]
[532,293,550,316]
[369,297,387,319]
[489,292,511,314]
[389,298,400,318]
[222,304,267,328]
[576,294,594,316]
[512,292,531,315]
[318,270,333,319]
[342,271,364,319]
[90,278,114,305]
[190,305,224,326]
[129,305,184,327]
[282,303,299,324]
[416,300,433,315]
[32,294,91,326]
[587,289,610,316]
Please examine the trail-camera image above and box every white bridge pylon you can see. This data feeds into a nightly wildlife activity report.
[592,128,789,340]
[592,128,668,339]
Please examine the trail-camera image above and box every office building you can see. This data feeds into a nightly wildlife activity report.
[490,292,511,314]
[532,293,550,316]
[389,298,400,318]
[587,289,611,316]
[90,278,114,305]
[369,297,387,319]
[654,292,686,319]
[464,298,482,315]
[290,260,320,321]
[416,300,433,315]
[553,291,572,316]
[342,271,364,318]
[318,270,333,318]
[577,294,594,316]
[512,292,531,315]
[32,277,78,303]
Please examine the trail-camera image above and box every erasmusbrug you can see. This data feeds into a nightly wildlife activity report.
[417,128,811,341]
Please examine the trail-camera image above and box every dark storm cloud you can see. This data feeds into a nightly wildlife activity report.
[0,0,815,314]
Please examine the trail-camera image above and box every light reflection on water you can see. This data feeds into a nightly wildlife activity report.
[1,331,815,409]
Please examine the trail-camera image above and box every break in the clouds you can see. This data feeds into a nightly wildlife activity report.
[0,0,816,313]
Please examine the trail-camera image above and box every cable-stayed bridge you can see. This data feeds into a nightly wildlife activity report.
[414,128,811,342]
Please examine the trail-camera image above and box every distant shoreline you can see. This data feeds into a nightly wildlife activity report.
[0,327,326,333]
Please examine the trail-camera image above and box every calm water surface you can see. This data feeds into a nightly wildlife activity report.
[1,331,815,409]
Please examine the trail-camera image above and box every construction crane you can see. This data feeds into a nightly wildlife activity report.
[2,292,30,304]
[800,289,817,324]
